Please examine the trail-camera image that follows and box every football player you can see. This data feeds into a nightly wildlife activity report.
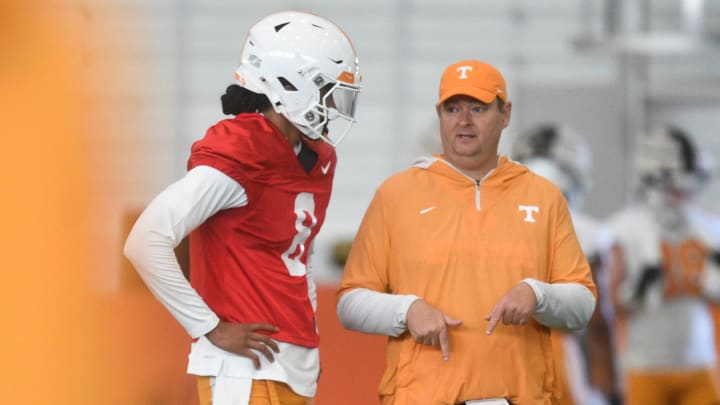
[124,11,361,405]
[609,126,720,405]
[511,124,621,405]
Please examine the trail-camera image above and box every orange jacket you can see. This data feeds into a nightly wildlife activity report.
[338,156,596,405]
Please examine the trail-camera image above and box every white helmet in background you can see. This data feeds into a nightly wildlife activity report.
[234,11,361,147]
[634,126,712,199]
[511,124,591,208]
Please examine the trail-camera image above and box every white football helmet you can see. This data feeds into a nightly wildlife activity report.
[634,126,712,199]
[511,124,591,207]
[234,11,361,147]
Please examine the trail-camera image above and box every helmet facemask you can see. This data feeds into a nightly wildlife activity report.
[291,70,361,147]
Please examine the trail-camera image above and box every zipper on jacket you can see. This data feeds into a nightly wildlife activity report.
[434,157,494,212]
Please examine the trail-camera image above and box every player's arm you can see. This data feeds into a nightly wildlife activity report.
[609,211,669,313]
[124,165,280,368]
[124,165,247,338]
[610,240,663,315]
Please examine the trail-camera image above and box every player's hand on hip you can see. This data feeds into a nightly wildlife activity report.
[485,282,537,335]
[206,320,280,369]
[406,299,462,361]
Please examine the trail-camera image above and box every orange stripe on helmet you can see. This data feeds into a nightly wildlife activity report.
[337,71,355,84]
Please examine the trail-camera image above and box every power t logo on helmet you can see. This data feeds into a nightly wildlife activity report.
[234,11,362,147]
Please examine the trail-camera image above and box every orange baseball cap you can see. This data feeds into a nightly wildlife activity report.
[437,60,507,106]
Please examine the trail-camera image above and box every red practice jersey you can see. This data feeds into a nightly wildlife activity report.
[187,113,336,348]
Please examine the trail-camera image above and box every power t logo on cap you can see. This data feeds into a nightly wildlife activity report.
[437,60,507,106]
[456,65,473,79]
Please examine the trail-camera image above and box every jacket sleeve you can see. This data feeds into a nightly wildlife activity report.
[526,196,597,330]
[337,288,419,336]
[523,279,596,330]
[336,188,419,335]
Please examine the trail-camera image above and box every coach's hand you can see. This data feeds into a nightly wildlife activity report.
[406,299,462,361]
[485,282,537,335]
[206,321,280,369]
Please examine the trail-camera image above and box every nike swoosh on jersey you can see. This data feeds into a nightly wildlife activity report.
[321,161,332,174]
[419,206,437,214]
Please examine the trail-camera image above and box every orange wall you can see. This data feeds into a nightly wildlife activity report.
[315,285,387,405]
[0,3,101,403]
[96,291,199,405]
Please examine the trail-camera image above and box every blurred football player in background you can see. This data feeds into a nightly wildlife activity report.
[608,126,720,405]
[511,125,622,405]
[125,11,361,405]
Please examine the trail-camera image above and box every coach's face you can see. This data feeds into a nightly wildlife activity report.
[437,95,511,177]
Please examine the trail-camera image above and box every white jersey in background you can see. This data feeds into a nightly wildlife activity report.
[610,203,720,371]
